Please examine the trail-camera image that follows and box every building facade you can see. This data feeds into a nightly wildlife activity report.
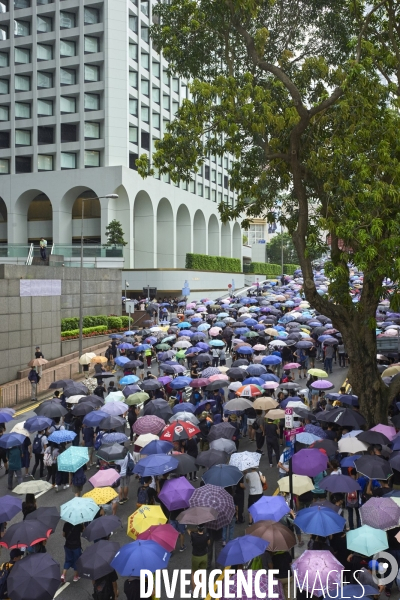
[0,0,242,268]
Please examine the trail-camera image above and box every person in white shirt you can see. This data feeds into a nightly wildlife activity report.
[278,452,289,479]
[245,468,265,524]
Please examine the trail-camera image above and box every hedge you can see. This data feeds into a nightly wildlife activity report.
[61,325,108,338]
[284,263,300,275]
[120,316,130,328]
[248,262,281,276]
[61,316,126,332]
[185,253,241,272]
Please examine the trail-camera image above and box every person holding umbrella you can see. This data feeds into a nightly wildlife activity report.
[28,367,40,402]
[6,442,23,491]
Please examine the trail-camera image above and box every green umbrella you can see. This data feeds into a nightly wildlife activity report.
[244,331,259,338]
[57,446,88,473]
[125,392,150,406]
[175,350,186,359]
[346,524,388,556]
[61,497,99,525]
[162,336,176,343]
[156,344,171,350]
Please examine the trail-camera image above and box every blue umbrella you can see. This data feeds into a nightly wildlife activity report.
[0,412,14,423]
[202,464,243,487]
[217,535,269,566]
[296,432,322,445]
[172,403,195,415]
[83,410,108,427]
[235,328,249,335]
[243,318,258,326]
[115,356,130,366]
[177,322,191,328]
[194,399,216,414]
[304,424,328,439]
[209,340,225,347]
[262,355,282,366]
[340,455,362,468]
[24,416,53,433]
[120,375,140,385]
[242,377,265,386]
[61,497,99,525]
[140,440,174,455]
[48,430,77,444]
[294,506,346,536]
[122,384,142,397]
[246,365,267,376]
[169,377,192,390]
[178,330,194,337]
[260,373,280,382]
[125,331,137,336]
[134,344,152,352]
[111,540,170,575]
[57,446,89,472]
[0,495,22,522]
[198,323,210,331]
[109,334,123,339]
[237,346,254,355]
[0,433,26,449]
[339,394,359,406]
[133,454,179,476]
[102,432,129,444]
[118,343,134,350]
[248,495,290,523]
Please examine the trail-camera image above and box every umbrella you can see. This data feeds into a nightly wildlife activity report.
[229,451,261,471]
[0,411,14,423]
[360,497,400,530]
[120,375,140,385]
[253,397,279,410]
[0,433,26,449]
[126,392,150,405]
[293,506,346,536]
[310,439,338,455]
[370,424,398,441]
[295,432,322,445]
[143,399,173,420]
[83,410,109,427]
[224,398,254,411]
[308,368,328,377]
[338,437,369,454]
[196,449,229,468]
[0,520,51,549]
[83,487,119,505]
[79,353,96,365]
[82,515,122,542]
[173,453,197,475]
[159,420,200,441]
[133,416,165,436]
[12,480,53,495]
[102,432,129,445]
[320,474,361,493]
[57,446,89,472]
[134,455,178,476]
[0,496,22,522]
[340,455,362,468]
[177,507,218,525]
[77,540,120,580]
[71,402,95,417]
[189,484,235,529]
[140,440,174,455]
[99,415,126,430]
[49,379,73,389]
[246,520,296,551]
[291,550,345,597]
[278,475,314,495]
[127,505,167,539]
[202,464,243,487]
[236,384,263,397]
[171,412,200,426]
[346,525,388,556]
[208,422,236,442]
[64,383,88,397]
[60,497,99,525]
[357,430,390,445]
[91,355,108,364]
[24,415,53,433]
[135,433,159,448]
[312,499,341,513]
[104,391,125,403]
[102,401,128,416]
[209,439,236,454]
[89,468,121,488]
[339,394,359,406]
[248,496,290,523]
[96,444,128,462]
[158,477,195,510]
[25,507,60,533]
[325,408,366,428]
[137,524,179,552]
[7,553,61,600]
[65,394,85,405]
[111,540,170,576]
[292,449,328,477]
[355,455,393,480]
[217,535,269,566]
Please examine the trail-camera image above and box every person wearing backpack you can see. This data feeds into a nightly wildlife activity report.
[6,445,23,491]
[346,468,362,529]
[31,429,47,479]
[92,568,118,600]
[72,465,87,497]
[0,549,23,599]
[136,476,156,508]
[44,443,59,487]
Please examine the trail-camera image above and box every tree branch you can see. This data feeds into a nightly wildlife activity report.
[356,0,386,61]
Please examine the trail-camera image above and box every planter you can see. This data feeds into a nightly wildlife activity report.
[106,248,123,257]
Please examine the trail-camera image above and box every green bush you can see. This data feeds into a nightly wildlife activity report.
[284,263,300,275]
[61,325,107,338]
[61,317,79,332]
[249,262,281,276]
[120,316,130,328]
[107,316,122,329]
[185,253,241,272]
[83,315,108,328]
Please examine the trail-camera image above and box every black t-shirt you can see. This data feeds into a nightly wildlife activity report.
[207,528,223,541]
[271,551,292,578]
[63,522,84,549]
[265,423,279,441]
[124,578,141,600]
[35,351,44,359]
[94,570,118,598]
[191,531,209,556]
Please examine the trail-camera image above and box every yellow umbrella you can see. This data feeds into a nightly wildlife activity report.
[127,505,167,539]
[308,368,328,377]
[265,409,286,420]
[91,356,108,364]
[278,475,314,495]
[253,397,279,411]
[83,487,118,505]
[382,366,400,378]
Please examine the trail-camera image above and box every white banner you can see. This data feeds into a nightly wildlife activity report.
[20,279,62,297]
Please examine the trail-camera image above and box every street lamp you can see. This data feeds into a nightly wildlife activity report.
[78,193,119,373]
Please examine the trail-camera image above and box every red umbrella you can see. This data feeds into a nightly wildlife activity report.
[189,378,210,388]
[137,524,179,552]
[159,420,200,441]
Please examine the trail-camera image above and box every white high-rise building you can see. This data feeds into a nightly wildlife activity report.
[0,0,242,268]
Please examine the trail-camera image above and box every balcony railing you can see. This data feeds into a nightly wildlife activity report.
[53,245,124,258]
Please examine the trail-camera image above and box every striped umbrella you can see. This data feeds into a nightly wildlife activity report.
[133,416,165,436]
[189,484,235,530]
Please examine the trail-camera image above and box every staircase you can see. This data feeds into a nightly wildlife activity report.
[32,256,49,266]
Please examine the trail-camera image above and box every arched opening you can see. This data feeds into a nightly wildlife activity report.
[106,185,132,268]
[27,193,53,244]
[0,197,7,244]
[156,198,174,268]
[134,191,154,268]
[232,222,242,259]
[208,214,219,257]
[71,190,101,244]
[221,222,231,257]
[193,210,206,255]
[176,205,191,268]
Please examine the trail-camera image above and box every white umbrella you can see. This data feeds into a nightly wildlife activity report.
[229,451,261,471]
[11,421,30,437]
[135,433,159,448]
[170,413,199,425]
[224,398,253,411]
[338,437,369,453]
[228,382,242,392]
[210,439,236,454]
[104,391,125,403]
[173,341,192,349]
[66,395,86,404]
[79,353,96,365]
[269,340,287,347]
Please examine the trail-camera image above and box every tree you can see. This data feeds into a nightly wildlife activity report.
[267,233,297,265]
[104,220,127,247]
[137,0,400,426]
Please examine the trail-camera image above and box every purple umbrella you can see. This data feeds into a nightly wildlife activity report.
[292,449,329,477]
[158,476,195,511]
[158,376,173,385]
[248,496,289,523]
[360,497,400,530]
[194,400,216,415]
[291,550,344,597]
[122,385,142,398]
[133,416,165,436]
[311,380,335,390]
[207,422,236,442]
[319,474,361,493]
[189,484,235,530]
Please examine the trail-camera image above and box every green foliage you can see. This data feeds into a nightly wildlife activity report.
[120,316,130,327]
[284,264,300,275]
[61,317,79,332]
[62,326,107,338]
[61,316,109,331]
[107,316,123,330]
[105,220,127,247]
[185,253,241,272]
[249,262,281,276]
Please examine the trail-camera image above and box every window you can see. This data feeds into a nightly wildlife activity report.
[37,71,53,88]
[141,52,149,70]
[205,186,210,199]
[60,40,76,57]
[129,98,138,116]
[0,1,6,12]
[205,165,210,180]
[163,69,170,86]
[198,183,203,197]
[152,112,160,129]
[60,96,76,113]
[0,159,9,174]
[163,95,170,110]
[224,157,228,168]
[37,125,54,144]
[217,155,222,166]
[85,150,100,167]
[15,0,30,7]
[0,131,9,148]
[61,123,77,142]
[0,52,9,67]
[141,105,149,123]
[15,47,30,65]
[246,224,265,244]
[60,11,75,29]
[15,156,31,173]
[129,71,137,88]
[15,74,30,91]
[129,153,138,170]
[15,102,30,118]
[129,43,138,61]
[60,68,76,85]
[85,36,99,53]
[141,78,149,96]
[152,61,160,78]
[38,154,53,171]
[37,0,53,4]
[211,189,216,202]
[61,152,76,169]
[224,175,229,189]
[0,79,9,94]
[140,0,149,16]
[218,192,222,202]
[152,86,160,104]
[37,44,52,61]
[84,7,99,24]
[163,118,170,131]
[0,26,8,40]
[0,106,9,121]
[129,15,137,33]
[217,173,222,186]
[15,129,31,145]
[129,126,138,143]
[84,122,100,139]
[172,78,179,93]
[211,168,216,183]
[141,25,149,43]
[190,180,195,193]
[14,20,29,36]
[37,98,53,116]
[172,101,179,115]
[141,130,149,150]
[84,93,100,111]
[84,64,100,82]
[37,15,52,33]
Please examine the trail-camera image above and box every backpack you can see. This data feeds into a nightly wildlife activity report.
[0,563,12,600]
[93,576,114,600]
[126,456,135,476]
[94,432,104,451]
[346,491,359,507]
[137,485,149,505]
[252,420,260,431]
[32,435,43,455]
[72,468,86,487]
[43,448,53,467]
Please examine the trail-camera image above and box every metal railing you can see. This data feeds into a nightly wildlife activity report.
[53,245,124,258]
[26,243,34,265]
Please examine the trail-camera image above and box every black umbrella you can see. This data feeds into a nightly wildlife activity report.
[355,455,393,480]
[0,520,51,549]
[293,408,317,421]
[25,507,60,533]
[357,431,390,446]
[7,553,60,600]
[64,383,88,397]
[310,439,338,455]
[389,453,400,471]
[48,379,73,390]
[143,399,173,420]
[82,515,122,542]
[325,408,366,428]
[71,403,94,416]
[173,453,197,475]
[99,415,126,430]
[77,540,119,580]
[208,422,236,442]
[79,395,104,407]
[392,414,400,429]
[34,401,67,418]
[279,382,301,390]
[226,368,246,380]
[125,360,143,368]
[96,443,128,462]
[140,380,163,391]
[93,372,114,379]
[231,359,250,367]
[195,449,229,468]
[206,380,229,391]
[197,354,213,364]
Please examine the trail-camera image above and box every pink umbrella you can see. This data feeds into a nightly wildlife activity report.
[190,378,210,388]
[133,415,165,435]
[137,524,179,552]
[253,344,266,351]
[89,468,121,488]
[209,327,222,336]
[370,424,397,441]
[291,550,344,597]
[208,374,229,382]
[284,362,300,369]
[263,382,280,390]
